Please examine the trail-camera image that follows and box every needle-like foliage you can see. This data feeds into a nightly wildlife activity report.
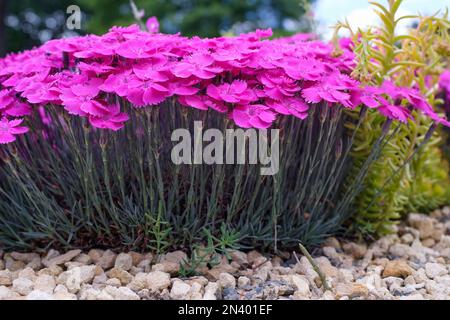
[335,0,450,237]
[0,101,393,251]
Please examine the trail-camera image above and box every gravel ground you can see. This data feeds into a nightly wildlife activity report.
[0,208,449,300]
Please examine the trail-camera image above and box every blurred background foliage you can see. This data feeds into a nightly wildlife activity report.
[0,0,315,56]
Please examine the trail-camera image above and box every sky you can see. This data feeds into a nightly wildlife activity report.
[313,0,450,39]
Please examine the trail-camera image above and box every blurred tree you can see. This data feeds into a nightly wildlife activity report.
[0,0,81,56]
[0,0,314,56]
[79,0,315,37]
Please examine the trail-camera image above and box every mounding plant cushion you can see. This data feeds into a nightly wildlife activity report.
[0,25,448,251]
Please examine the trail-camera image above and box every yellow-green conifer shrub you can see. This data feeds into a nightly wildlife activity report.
[335,0,450,237]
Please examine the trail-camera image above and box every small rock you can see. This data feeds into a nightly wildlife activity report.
[421,238,435,248]
[290,275,310,296]
[26,290,54,300]
[147,271,171,292]
[253,266,270,283]
[413,268,428,284]
[129,266,144,276]
[26,257,42,270]
[53,285,77,300]
[399,293,424,300]
[229,250,248,266]
[79,288,103,300]
[382,260,414,278]
[162,251,187,265]
[218,273,236,289]
[335,283,368,299]
[389,244,413,258]
[383,276,404,289]
[322,246,342,265]
[114,253,133,271]
[34,274,56,294]
[128,273,148,292]
[321,290,336,300]
[342,242,367,259]
[357,274,382,292]
[404,275,416,286]
[137,259,152,272]
[314,257,339,278]
[44,249,60,260]
[92,273,108,286]
[205,262,237,281]
[105,278,122,287]
[247,251,264,265]
[107,267,133,285]
[43,250,81,267]
[408,213,434,239]
[425,263,447,279]
[237,276,250,289]
[104,286,140,300]
[152,262,180,275]
[203,282,220,300]
[12,278,34,295]
[38,265,63,277]
[0,270,13,286]
[97,250,116,270]
[59,265,97,294]
[187,282,203,300]
[87,249,104,264]
[401,233,415,245]
[129,252,144,266]
[74,253,92,265]
[323,237,341,249]
[431,227,444,242]
[65,262,84,269]
[170,281,191,300]
[0,286,20,300]
[4,256,25,271]
[223,287,240,300]
[10,252,40,263]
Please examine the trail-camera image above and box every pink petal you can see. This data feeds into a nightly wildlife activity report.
[0,132,16,144]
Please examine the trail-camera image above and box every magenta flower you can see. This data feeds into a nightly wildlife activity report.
[439,71,450,92]
[378,103,410,122]
[172,52,222,79]
[132,55,169,82]
[3,102,32,117]
[115,40,153,59]
[125,78,170,106]
[166,79,200,96]
[281,58,326,81]
[207,80,256,104]
[267,98,309,120]
[178,95,209,111]
[60,77,106,116]
[0,89,15,110]
[232,104,276,129]
[258,70,300,100]
[100,71,139,97]
[0,24,448,144]
[302,78,352,107]
[439,71,450,113]
[89,103,129,131]
[146,17,160,34]
[0,118,28,144]
[24,77,62,105]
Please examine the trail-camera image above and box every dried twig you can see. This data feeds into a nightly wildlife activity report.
[294,243,331,291]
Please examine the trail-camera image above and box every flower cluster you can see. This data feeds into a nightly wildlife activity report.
[0,23,449,144]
